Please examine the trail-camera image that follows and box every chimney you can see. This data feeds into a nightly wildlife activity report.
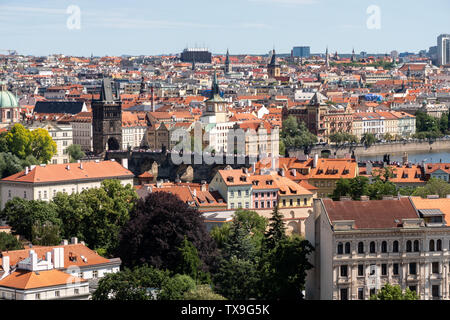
[252,162,256,173]
[193,189,197,198]
[427,195,439,199]
[25,167,29,175]
[59,248,64,268]
[46,252,52,264]
[80,162,83,169]
[66,165,70,170]
[201,180,207,191]
[30,250,38,271]
[313,154,318,168]
[340,196,352,201]
[52,247,60,268]
[62,239,68,245]
[80,241,85,245]
[71,237,78,244]
[280,168,285,177]
[291,169,297,177]
[360,195,370,201]
[2,256,10,275]
[122,158,128,169]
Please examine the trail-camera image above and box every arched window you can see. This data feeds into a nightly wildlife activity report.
[370,241,376,253]
[345,242,351,254]
[393,241,399,253]
[414,240,419,252]
[381,241,387,253]
[437,239,442,251]
[406,240,412,252]
[337,242,343,255]
[358,242,364,254]
[429,239,435,252]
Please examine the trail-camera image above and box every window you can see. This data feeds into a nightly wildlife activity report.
[414,240,419,252]
[38,191,41,199]
[409,263,417,275]
[230,203,234,209]
[381,241,387,253]
[74,289,79,295]
[337,243,344,255]
[406,240,412,252]
[432,285,439,298]
[345,242,351,254]
[245,190,249,197]
[340,288,348,300]
[432,262,439,274]
[55,291,60,297]
[8,190,11,198]
[255,202,258,208]
[358,264,364,276]
[370,241,376,253]
[24,191,27,199]
[261,201,264,208]
[290,199,293,206]
[370,288,376,298]
[430,240,435,252]
[283,199,286,206]
[393,263,399,275]
[358,242,364,254]
[381,264,387,276]
[43,191,47,199]
[358,288,364,300]
[297,198,300,206]
[393,241,399,253]
[273,201,277,207]
[254,192,258,198]
[238,202,242,208]
[437,239,442,251]
[230,191,234,198]
[238,190,241,197]
[35,293,41,300]
[340,265,348,277]
[93,270,98,278]
[245,202,249,209]
[304,198,307,205]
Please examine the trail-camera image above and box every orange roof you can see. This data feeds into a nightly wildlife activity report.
[410,197,450,225]
[218,168,252,186]
[0,269,86,290]
[1,160,134,184]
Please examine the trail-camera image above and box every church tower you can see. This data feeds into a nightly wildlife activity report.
[201,70,228,124]
[267,49,281,78]
[92,78,123,155]
[325,47,329,69]
[224,49,232,74]
[351,48,356,62]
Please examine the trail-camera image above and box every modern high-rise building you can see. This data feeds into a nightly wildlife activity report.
[292,46,311,58]
[437,34,450,66]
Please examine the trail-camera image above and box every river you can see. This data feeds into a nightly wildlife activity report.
[357,150,450,164]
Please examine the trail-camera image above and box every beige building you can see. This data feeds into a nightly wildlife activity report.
[306,197,450,300]
[0,160,134,209]
[70,112,93,152]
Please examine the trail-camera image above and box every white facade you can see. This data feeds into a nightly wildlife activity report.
[122,126,147,150]
[437,34,450,67]
[71,120,93,152]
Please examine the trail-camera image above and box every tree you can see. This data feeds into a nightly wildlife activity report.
[92,265,170,300]
[212,256,260,300]
[1,198,61,242]
[159,274,196,300]
[175,236,202,283]
[117,191,218,274]
[262,204,287,252]
[383,132,393,142]
[4,124,32,160]
[281,116,318,154]
[66,144,86,163]
[370,284,418,300]
[29,128,57,163]
[183,285,227,300]
[0,232,23,251]
[258,235,314,300]
[279,139,286,156]
[331,178,352,200]
[52,192,90,241]
[361,133,376,148]
[76,179,137,254]
[31,221,62,246]
[412,177,450,198]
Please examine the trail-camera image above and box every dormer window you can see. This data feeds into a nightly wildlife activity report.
[227,176,234,182]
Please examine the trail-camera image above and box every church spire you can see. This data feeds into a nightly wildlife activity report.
[325,46,329,68]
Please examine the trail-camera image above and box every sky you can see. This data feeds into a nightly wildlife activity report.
[0,0,449,57]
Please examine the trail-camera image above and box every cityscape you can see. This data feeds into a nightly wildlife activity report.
[0,0,450,306]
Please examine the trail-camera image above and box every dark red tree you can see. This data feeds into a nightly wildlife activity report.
[117,192,218,273]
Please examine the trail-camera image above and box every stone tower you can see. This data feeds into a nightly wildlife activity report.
[201,70,228,124]
[92,78,123,155]
[267,49,281,78]
[224,49,232,74]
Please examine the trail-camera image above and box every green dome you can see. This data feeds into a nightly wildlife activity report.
[0,90,19,108]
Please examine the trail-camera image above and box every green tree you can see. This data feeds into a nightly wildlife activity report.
[30,128,57,163]
[279,139,286,156]
[331,178,352,200]
[183,284,227,300]
[281,116,318,154]
[258,235,314,300]
[262,204,286,252]
[4,124,32,159]
[370,284,418,300]
[175,236,202,283]
[412,177,450,198]
[0,232,23,251]
[66,144,86,163]
[1,198,61,242]
[159,274,196,300]
[361,133,376,148]
[92,265,170,300]
[52,192,89,240]
[31,221,62,246]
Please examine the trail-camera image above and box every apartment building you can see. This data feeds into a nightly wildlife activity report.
[306,197,450,300]
[0,160,134,209]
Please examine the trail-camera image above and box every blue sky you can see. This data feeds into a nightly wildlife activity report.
[0,0,449,57]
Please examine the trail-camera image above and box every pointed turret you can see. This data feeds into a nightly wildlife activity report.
[99,78,114,102]
[325,47,329,69]
[224,49,231,74]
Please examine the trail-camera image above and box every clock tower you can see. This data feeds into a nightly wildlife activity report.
[201,70,228,124]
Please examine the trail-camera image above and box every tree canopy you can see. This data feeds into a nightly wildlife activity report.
[281,116,318,154]
[370,284,418,300]
[66,144,85,163]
